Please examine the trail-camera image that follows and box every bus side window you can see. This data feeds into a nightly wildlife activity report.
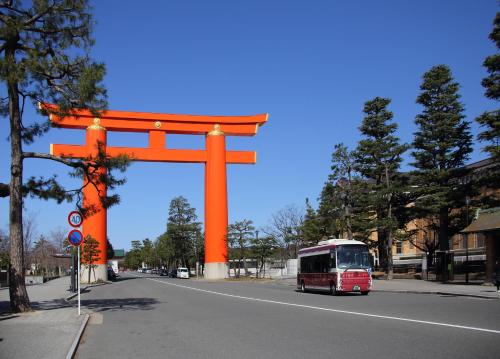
[330,250,336,269]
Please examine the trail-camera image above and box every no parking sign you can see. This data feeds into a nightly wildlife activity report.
[67,229,84,247]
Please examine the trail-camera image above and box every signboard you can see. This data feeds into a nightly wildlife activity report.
[67,229,84,247]
[68,211,83,228]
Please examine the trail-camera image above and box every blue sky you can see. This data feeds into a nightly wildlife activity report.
[0,0,498,250]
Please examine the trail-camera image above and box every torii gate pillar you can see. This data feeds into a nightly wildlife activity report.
[205,125,228,279]
[81,121,108,283]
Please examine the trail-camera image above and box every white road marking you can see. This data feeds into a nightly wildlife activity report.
[131,274,500,335]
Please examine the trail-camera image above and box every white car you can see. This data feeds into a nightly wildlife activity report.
[177,267,189,279]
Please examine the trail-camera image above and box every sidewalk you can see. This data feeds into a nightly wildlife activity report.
[371,278,500,299]
[274,277,500,299]
[0,276,88,359]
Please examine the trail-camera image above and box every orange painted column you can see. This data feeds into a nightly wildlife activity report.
[204,124,228,279]
[82,118,108,283]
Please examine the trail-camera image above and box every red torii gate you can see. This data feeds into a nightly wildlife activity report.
[42,104,267,281]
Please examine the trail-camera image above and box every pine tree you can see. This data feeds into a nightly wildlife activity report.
[166,196,201,269]
[301,198,322,245]
[81,235,101,284]
[412,65,473,252]
[227,220,254,277]
[476,12,500,208]
[107,239,115,260]
[0,1,129,312]
[323,143,366,241]
[124,240,143,270]
[477,12,500,160]
[354,97,407,279]
[250,234,276,278]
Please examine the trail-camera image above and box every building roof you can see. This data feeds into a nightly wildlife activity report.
[113,249,125,258]
[462,207,500,233]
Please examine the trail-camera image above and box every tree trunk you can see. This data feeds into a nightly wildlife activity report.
[439,207,449,251]
[377,228,387,273]
[243,255,248,276]
[7,55,31,312]
[386,228,394,280]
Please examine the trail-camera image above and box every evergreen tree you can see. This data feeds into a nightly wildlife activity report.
[476,12,500,208]
[155,233,174,269]
[317,182,346,239]
[141,239,155,268]
[0,1,129,312]
[166,196,201,269]
[107,238,115,260]
[81,235,101,284]
[250,233,276,278]
[477,12,500,160]
[411,65,473,252]
[227,220,254,277]
[301,198,322,245]
[124,240,143,270]
[354,97,407,279]
[323,143,366,240]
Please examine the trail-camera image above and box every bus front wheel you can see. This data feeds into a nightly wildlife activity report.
[300,281,306,293]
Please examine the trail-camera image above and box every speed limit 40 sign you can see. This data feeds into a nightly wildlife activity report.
[68,211,83,228]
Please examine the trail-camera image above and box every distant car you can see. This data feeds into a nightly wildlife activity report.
[168,269,177,278]
[177,267,189,279]
[151,269,158,274]
[145,268,152,274]
[137,268,144,273]
[107,268,117,281]
[159,269,168,276]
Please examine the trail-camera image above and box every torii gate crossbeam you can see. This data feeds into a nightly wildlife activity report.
[42,104,267,281]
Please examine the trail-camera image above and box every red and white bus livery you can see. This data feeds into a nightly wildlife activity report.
[297,239,372,295]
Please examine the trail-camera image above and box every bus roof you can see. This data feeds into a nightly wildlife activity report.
[298,239,367,256]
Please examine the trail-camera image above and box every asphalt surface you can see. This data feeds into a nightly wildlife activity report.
[75,272,500,359]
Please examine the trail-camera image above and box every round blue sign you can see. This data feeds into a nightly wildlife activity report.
[67,229,84,246]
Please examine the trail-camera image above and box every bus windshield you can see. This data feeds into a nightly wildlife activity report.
[337,245,371,269]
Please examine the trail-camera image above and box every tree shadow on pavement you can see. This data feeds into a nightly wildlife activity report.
[80,297,159,312]
[114,276,138,282]
[32,298,73,310]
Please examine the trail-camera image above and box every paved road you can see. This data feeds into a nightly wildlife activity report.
[75,272,500,359]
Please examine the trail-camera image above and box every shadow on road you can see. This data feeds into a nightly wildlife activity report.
[113,276,138,282]
[80,297,159,312]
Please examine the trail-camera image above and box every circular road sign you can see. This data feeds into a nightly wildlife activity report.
[67,229,84,247]
[68,211,83,228]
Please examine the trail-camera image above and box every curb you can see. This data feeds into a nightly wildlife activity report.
[371,289,499,300]
[270,278,500,300]
[65,313,89,359]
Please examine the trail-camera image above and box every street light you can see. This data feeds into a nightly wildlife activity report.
[465,196,470,284]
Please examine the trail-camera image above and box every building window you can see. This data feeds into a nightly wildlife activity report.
[476,233,485,248]
[396,241,402,254]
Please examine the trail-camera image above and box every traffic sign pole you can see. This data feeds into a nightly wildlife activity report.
[78,246,81,316]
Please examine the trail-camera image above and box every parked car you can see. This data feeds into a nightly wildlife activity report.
[177,267,189,279]
[159,269,168,276]
[145,268,152,274]
[168,269,177,278]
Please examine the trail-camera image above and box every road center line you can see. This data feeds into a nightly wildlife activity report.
[135,275,500,335]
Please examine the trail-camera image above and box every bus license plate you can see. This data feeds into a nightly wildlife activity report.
[353,285,360,291]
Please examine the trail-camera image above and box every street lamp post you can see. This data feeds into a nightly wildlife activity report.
[465,196,470,284]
